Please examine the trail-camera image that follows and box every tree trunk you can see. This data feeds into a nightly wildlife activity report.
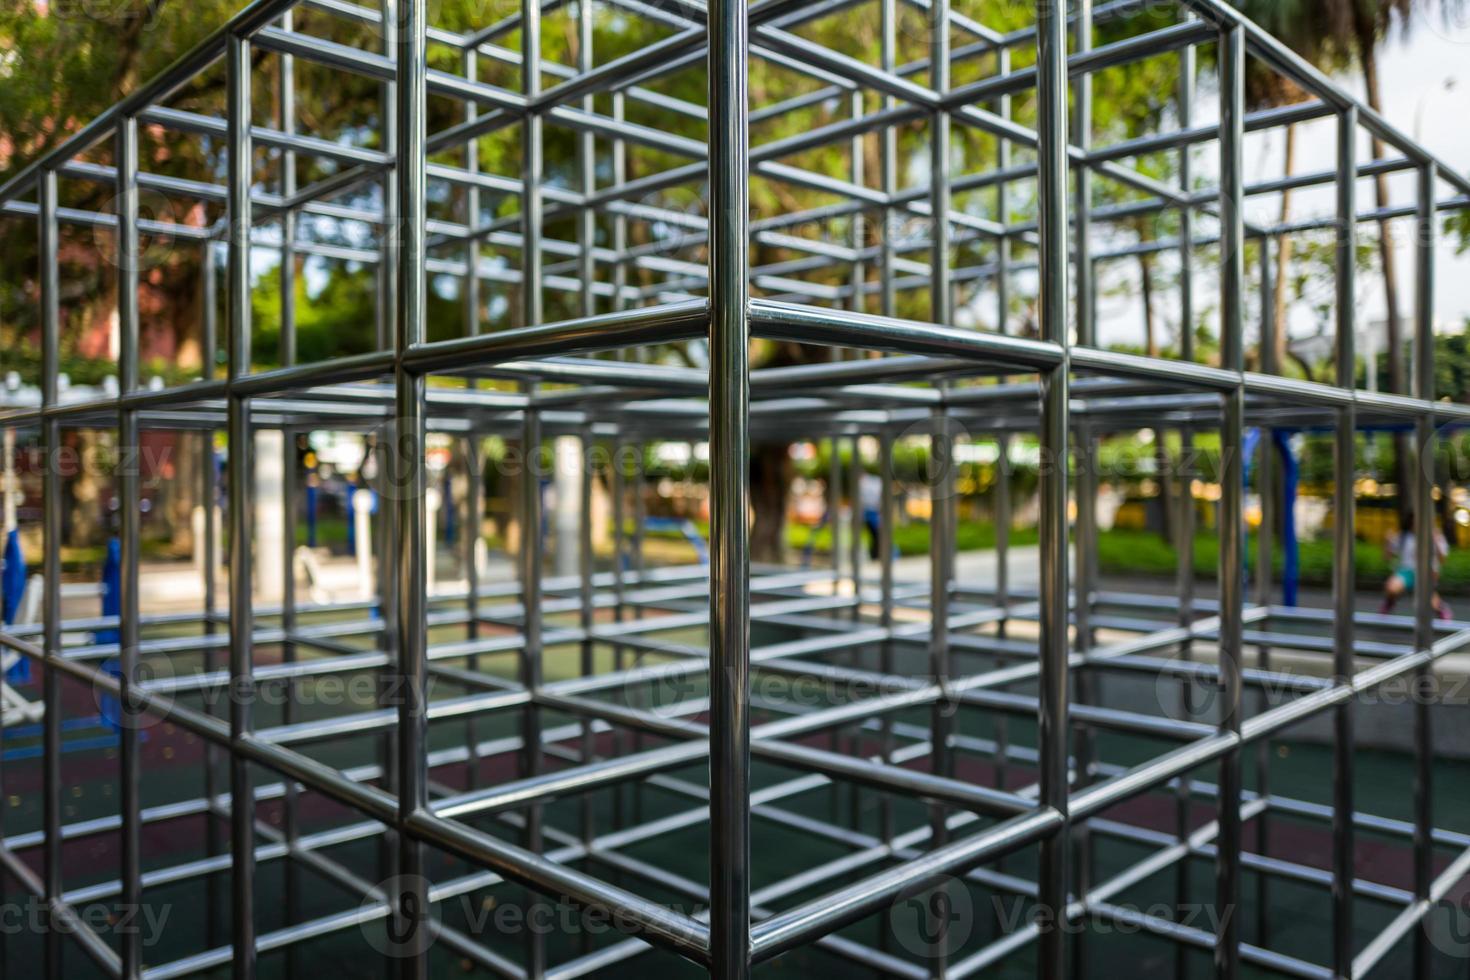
[1273,123,1297,373]
[1139,252,1174,542]
[750,441,789,564]
[1353,16,1414,517]
[1140,253,1157,357]
[1358,44,1404,393]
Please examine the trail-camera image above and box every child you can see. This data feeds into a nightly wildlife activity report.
[1381,512,1452,620]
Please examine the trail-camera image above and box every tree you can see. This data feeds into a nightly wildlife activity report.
[5,0,1461,564]
[1324,0,1462,514]
[1233,0,1463,518]
[1333,0,1464,396]
[1231,1,1350,373]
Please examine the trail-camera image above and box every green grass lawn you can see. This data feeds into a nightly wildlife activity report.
[783,516,1470,591]
[786,518,1041,557]
[1095,527,1470,590]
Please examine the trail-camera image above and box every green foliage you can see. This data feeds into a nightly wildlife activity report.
[0,2,241,183]
[1450,210,1470,257]
[1096,527,1470,591]
[792,518,1039,559]
[1429,324,1470,403]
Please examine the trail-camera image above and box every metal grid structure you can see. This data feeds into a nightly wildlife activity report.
[1,0,1470,977]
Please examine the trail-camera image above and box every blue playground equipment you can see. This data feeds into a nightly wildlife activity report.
[1271,429,1301,608]
[98,537,125,730]
[637,516,709,565]
[1,535,125,755]
[2,527,28,682]
[305,482,318,547]
[346,482,358,553]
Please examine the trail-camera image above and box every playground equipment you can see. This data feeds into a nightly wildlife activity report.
[2,0,1470,977]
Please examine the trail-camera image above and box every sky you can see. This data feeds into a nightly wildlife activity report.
[1309,2,1469,333]
[1088,2,1470,351]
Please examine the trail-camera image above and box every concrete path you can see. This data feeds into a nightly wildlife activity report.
[888,544,1042,593]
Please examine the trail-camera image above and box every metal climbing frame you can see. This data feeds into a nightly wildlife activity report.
[1,0,1470,977]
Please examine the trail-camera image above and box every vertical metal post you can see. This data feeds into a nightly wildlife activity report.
[995,43,1011,339]
[930,421,954,749]
[1036,0,1071,973]
[464,46,481,336]
[1173,34,1199,966]
[611,432,633,827]
[878,427,895,851]
[847,442,865,827]
[828,438,841,592]
[520,3,546,973]
[463,434,482,789]
[522,0,543,334]
[578,424,595,889]
[879,0,896,321]
[612,91,628,315]
[929,0,950,328]
[39,164,63,980]
[225,32,257,980]
[929,404,956,979]
[848,434,863,622]
[632,435,646,631]
[377,0,397,352]
[203,240,218,380]
[518,402,546,978]
[1411,159,1437,980]
[390,0,429,973]
[200,244,224,951]
[276,29,299,967]
[579,0,596,321]
[374,5,402,906]
[1177,21,1195,373]
[708,0,751,969]
[1253,233,1275,950]
[279,9,297,367]
[927,11,954,966]
[1330,106,1359,980]
[1073,0,1096,636]
[994,43,1012,638]
[280,427,300,980]
[1175,20,1197,649]
[849,89,865,318]
[1214,23,1247,980]
[115,111,144,980]
[1070,8,1097,971]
